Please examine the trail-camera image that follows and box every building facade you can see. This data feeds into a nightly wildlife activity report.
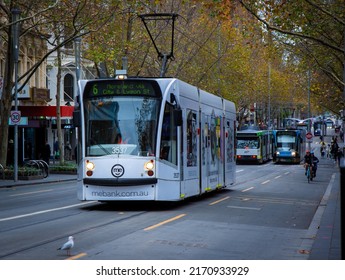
[1,28,94,164]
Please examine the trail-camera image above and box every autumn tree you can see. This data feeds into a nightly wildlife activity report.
[0,0,120,167]
[237,0,345,115]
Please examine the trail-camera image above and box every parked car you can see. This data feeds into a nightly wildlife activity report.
[314,128,321,136]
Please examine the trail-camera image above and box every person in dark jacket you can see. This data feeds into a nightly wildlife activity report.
[311,151,319,177]
[43,141,51,165]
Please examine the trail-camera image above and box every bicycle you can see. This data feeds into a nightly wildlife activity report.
[305,163,313,183]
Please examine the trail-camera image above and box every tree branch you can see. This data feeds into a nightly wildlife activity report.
[238,0,344,54]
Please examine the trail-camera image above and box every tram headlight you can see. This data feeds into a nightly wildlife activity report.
[144,160,155,176]
[144,160,154,170]
[291,151,296,157]
[86,160,95,171]
[86,160,95,177]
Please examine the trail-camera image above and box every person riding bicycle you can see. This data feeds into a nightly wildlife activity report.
[310,151,319,177]
[304,150,313,176]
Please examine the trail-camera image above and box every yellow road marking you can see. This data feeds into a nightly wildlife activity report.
[144,214,186,231]
[66,252,87,260]
[209,196,230,205]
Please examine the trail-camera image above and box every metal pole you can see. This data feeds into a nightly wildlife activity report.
[74,38,81,84]
[268,63,271,129]
[160,54,168,77]
[307,69,311,151]
[74,38,81,164]
[12,9,20,182]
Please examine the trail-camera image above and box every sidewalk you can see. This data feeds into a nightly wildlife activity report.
[307,132,343,259]
[0,173,76,188]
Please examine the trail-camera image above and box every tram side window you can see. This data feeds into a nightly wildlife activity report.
[160,103,177,165]
[187,110,197,167]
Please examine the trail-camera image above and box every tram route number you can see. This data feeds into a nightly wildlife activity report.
[189,266,249,276]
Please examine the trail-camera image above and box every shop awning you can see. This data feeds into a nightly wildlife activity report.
[18,106,74,117]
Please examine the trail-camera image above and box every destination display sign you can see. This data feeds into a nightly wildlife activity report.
[84,80,161,98]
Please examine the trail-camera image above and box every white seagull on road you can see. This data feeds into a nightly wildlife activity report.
[57,236,74,256]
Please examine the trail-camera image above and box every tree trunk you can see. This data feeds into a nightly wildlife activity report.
[56,46,65,165]
[0,23,15,167]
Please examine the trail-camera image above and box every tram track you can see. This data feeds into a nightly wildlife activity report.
[0,210,148,259]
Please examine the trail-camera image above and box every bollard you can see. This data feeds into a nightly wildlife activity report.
[340,156,345,260]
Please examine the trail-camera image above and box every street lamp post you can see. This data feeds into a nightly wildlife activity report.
[74,38,81,85]
[307,69,311,151]
[12,9,20,182]
[74,37,81,164]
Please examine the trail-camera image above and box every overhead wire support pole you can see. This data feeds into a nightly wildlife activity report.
[12,8,20,182]
[139,13,178,77]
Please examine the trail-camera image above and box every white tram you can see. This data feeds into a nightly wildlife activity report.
[74,78,236,201]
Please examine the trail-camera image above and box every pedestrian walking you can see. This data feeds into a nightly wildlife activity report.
[43,141,51,165]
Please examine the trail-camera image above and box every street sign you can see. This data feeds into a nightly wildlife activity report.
[9,116,28,126]
[306,132,313,141]
[10,110,21,124]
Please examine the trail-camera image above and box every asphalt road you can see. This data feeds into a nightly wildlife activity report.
[0,155,337,260]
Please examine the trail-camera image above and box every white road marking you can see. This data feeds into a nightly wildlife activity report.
[242,187,254,192]
[261,180,270,185]
[0,201,97,222]
[9,189,53,197]
[227,206,261,211]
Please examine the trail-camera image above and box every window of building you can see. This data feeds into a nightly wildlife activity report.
[64,74,74,101]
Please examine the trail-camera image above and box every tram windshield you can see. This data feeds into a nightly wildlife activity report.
[276,133,296,150]
[84,96,160,157]
[237,138,259,149]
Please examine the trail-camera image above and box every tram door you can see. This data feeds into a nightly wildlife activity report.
[200,112,208,193]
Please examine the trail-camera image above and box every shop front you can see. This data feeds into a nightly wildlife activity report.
[8,105,74,165]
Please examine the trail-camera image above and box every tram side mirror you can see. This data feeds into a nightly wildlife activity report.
[174,108,182,126]
[73,110,81,128]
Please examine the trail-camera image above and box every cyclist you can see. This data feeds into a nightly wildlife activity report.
[310,151,319,178]
[304,150,313,176]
